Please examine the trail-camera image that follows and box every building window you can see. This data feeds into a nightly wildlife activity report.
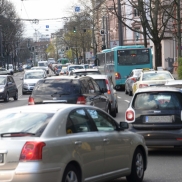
[134,28,140,41]
[134,8,140,17]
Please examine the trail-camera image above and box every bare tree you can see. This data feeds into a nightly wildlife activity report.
[106,0,176,68]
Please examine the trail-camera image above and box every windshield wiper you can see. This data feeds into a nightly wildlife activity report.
[1,132,35,137]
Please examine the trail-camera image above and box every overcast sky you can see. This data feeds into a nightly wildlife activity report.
[10,0,79,38]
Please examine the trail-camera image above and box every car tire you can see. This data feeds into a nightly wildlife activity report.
[22,90,26,95]
[62,164,81,182]
[4,92,9,102]
[126,148,144,182]
[111,106,117,118]
[125,87,128,94]
[13,91,18,100]
[129,90,133,96]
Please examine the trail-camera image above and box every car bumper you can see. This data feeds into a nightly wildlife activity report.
[0,92,5,99]
[128,126,182,146]
[0,162,65,182]
[22,86,34,92]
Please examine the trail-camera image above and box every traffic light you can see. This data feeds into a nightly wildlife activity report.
[102,45,106,50]
[66,47,69,50]
[100,29,105,35]
[83,29,86,32]
[73,27,76,33]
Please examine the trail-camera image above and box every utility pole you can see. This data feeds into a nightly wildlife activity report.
[118,0,123,46]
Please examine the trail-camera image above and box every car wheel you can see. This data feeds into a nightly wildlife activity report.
[4,92,9,102]
[111,106,117,118]
[125,86,128,94]
[22,90,26,95]
[129,90,133,96]
[126,148,144,182]
[13,91,18,100]
[62,165,81,182]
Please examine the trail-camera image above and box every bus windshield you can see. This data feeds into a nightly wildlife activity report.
[117,49,150,65]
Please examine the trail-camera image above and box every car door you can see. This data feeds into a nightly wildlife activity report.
[92,79,108,111]
[66,108,105,181]
[7,76,14,97]
[9,76,17,96]
[86,108,131,175]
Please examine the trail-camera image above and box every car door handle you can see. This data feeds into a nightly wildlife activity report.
[103,138,109,142]
[74,141,82,145]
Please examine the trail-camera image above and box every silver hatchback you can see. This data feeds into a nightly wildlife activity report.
[89,75,118,117]
[0,104,147,182]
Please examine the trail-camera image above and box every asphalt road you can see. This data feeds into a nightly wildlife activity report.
[1,71,182,182]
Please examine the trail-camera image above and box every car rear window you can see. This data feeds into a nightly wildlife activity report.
[94,79,107,90]
[142,72,173,81]
[24,72,44,79]
[133,92,182,110]
[0,112,54,136]
[34,79,80,95]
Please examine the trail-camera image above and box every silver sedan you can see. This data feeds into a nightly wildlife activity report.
[0,104,148,182]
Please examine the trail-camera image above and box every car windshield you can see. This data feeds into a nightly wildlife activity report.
[25,72,44,79]
[69,66,83,71]
[34,79,80,95]
[39,63,46,67]
[133,92,182,110]
[0,112,54,136]
[0,77,6,85]
[142,72,173,81]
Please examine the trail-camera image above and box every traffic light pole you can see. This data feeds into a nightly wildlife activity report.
[118,0,123,46]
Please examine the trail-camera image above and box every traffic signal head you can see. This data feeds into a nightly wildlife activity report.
[73,27,76,33]
[102,45,106,50]
[100,29,105,35]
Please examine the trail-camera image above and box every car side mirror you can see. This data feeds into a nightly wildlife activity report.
[119,122,129,130]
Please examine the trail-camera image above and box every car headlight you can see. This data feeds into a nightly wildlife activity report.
[0,87,4,92]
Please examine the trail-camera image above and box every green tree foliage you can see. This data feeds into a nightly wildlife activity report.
[177,57,182,79]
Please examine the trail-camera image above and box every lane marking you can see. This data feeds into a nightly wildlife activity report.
[117,96,121,99]
[125,100,130,103]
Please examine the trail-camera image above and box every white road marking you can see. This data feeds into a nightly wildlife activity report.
[125,100,130,103]
[117,96,121,99]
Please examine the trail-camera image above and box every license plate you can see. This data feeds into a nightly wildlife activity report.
[145,116,172,123]
[0,154,3,163]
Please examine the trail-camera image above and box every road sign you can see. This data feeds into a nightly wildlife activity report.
[75,6,80,12]
[46,25,49,28]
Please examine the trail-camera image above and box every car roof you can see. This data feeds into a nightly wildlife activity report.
[45,75,91,80]
[0,75,9,77]
[1,104,91,113]
[25,70,45,73]
[88,74,108,79]
[142,70,171,74]
[136,86,182,93]
[73,69,99,72]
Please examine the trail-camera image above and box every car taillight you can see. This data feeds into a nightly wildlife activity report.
[131,77,137,82]
[105,79,111,94]
[126,110,134,121]
[28,96,35,105]
[20,141,46,161]
[115,72,121,79]
[139,84,148,88]
[77,96,86,104]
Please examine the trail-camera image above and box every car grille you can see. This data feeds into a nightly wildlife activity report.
[29,83,35,86]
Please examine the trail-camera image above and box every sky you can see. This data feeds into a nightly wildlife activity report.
[10,0,79,38]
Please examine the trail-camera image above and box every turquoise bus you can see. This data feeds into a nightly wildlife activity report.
[96,45,153,90]
[57,58,69,64]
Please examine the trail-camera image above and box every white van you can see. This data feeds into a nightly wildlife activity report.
[5,64,14,75]
[37,61,49,74]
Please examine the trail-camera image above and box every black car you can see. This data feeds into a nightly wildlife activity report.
[0,75,18,102]
[28,76,109,112]
[125,86,182,147]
